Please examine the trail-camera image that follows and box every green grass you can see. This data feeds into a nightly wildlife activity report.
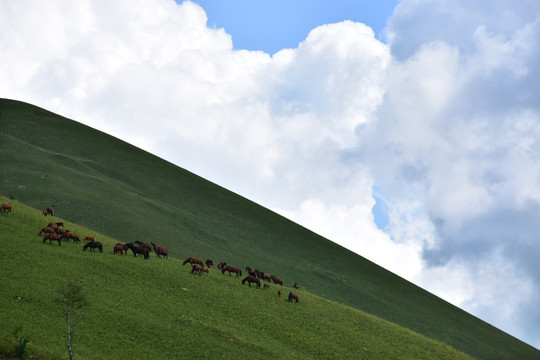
[0,199,473,360]
[0,98,538,359]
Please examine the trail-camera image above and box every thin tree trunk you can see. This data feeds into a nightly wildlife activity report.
[67,312,73,360]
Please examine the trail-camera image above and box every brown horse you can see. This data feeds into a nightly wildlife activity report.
[151,242,168,259]
[42,233,61,245]
[222,266,242,277]
[42,206,54,216]
[61,232,80,243]
[241,276,260,288]
[1,202,12,214]
[84,236,95,242]
[113,243,128,255]
[38,227,55,236]
[271,275,284,286]
[191,264,209,275]
[263,283,270,290]
[278,289,281,297]
[183,257,203,266]
[217,262,226,270]
[205,259,214,267]
[288,292,299,303]
[48,222,63,229]
[83,241,103,253]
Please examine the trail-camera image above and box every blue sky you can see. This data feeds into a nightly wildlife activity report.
[1,0,539,349]
[190,0,398,53]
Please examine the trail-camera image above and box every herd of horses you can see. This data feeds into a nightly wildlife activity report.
[3,202,301,303]
[182,258,298,301]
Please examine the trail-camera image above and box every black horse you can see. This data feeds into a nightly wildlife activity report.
[82,241,103,253]
[125,243,150,259]
[241,276,261,288]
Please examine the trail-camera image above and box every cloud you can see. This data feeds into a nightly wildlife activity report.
[2,0,540,349]
[360,0,540,346]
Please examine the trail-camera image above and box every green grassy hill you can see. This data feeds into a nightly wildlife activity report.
[1,98,538,359]
[0,199,473,360]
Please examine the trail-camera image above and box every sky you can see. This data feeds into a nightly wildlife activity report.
[1,0,539,349]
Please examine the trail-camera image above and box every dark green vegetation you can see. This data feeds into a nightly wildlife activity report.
[0,199,472,359]
[0,98,538,359]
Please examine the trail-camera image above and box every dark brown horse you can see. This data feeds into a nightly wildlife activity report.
[125,243,150,259]
[42,233,61,245]
[288,292,299,303]
[241,276,260,288]
[135,241,152,253]
[151,242,168,259]
[271,275,284,286]
[217,262,226,270]
[113,243,128,255]
[205,259,214,267]
[42,206,54,216]
[1,202,12,214]
[183,257,203,266]
[222,266,242,277]
[83,241,103,253]
[263,283,270,290]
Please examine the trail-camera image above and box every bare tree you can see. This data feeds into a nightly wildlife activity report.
[55,282,88,360]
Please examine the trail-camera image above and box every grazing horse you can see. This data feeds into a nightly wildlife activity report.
[1,202,12,214]
[135,241,152,253]
[191,264,209,275]
[48,222,63,229]
[288,292,299,303]
[242,276,261,288]
[263,283,270,290]
[271,276,284,286]
[113,243,127,255]
[183,257,203,266]
[205,259,214,267]
[262,273,272,282]
[217,262,226,270]
[151,242,168,259]
[84,236,95,242]
[125,243,150,259]
[222,266,242,277]
[293,282,299,290]
[42,233,61,245]
[39,227,55,236]
[62,232,80,243]
[83,241,103,253]
[42,206,54,216]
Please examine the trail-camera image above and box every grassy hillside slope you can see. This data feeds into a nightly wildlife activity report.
[0,199,474,360]
[0,98,538,359]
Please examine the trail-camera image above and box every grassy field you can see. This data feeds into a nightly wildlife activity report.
[0,199,475,360]
[1,98,538,359]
